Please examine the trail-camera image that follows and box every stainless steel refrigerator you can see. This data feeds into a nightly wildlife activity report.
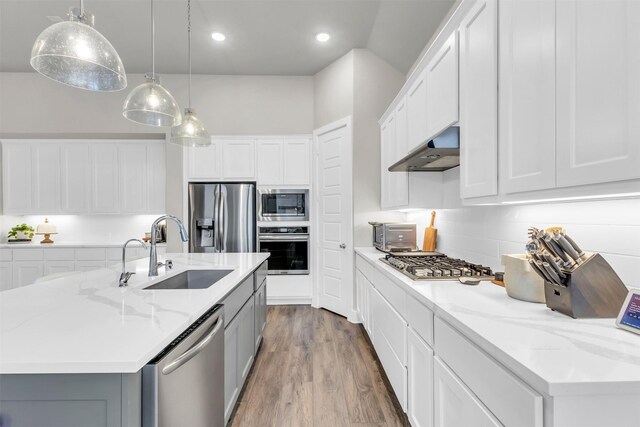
[188,183,256,253]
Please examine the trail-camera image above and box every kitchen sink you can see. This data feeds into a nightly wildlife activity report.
[143,269,233,290]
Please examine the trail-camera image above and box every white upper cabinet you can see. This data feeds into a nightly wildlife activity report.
[119,143,148,214]
[2,143,33,214]
[282,139,310,185]
[499,0,556,194]
[380,116,394,210]
[2,140,165,215]
[256,138,311,186]
[60,143,91,213]
[407,69,429,154]
[221,139,256,180]
[91,143,120,214]
[556,0,640,187]
[459,0,498,199]
[426,31,459,139]
[395,97,409,163]
[256,140,283,185]
[188,140,221,180]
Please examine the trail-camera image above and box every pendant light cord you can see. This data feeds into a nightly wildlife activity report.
[151,0,155,78]
[188,0,192,107]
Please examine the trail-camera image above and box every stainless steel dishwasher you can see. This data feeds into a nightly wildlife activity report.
[142,305,224,427]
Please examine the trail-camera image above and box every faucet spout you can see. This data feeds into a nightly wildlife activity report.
[120,238,147,287]
[149,215,189,277]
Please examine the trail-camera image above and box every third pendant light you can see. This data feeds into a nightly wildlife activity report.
[170,0,210,147]
[122,0,181,127]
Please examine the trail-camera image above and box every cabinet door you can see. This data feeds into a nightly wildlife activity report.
[2,142,32,214]
[238,296,255,383]
[380,117,394,209]
[363,277,372,336]
[147,142,166,213]
[60,143,91,213]
[32,143,60,213]
[91,144,119,213]
[459,0,498,198]
[283,139,311,185]
[43,261,76,276]
[254,281,267,350]
[556,0,640,187]
[13,262,43,287]
[355,269,364,320]
[499,0,556,194]
[222,140,256,180]
[434,357,502,427]
[75,260,106,271]
[408,327,434,427]
[257,140,283,185]
[188,141,220,180]
[0,262,13,291]
[426,32,459,139]
[119,143,148,213]
[224,317,240,424]
[407,69,429,153]
[393,101,410,207]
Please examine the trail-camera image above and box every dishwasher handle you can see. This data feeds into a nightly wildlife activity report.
[162,314,224,375]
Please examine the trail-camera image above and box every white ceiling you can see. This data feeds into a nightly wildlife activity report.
[0,0,455,76]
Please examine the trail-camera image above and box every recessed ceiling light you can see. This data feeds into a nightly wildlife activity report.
[316,33,331,42]
[211,32,226,42]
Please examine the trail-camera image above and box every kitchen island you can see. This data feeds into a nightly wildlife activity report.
[355,247,640,427]
[0,252,269,426]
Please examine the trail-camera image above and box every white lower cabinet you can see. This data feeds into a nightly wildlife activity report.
[0,262,13,291]
[254,280,267,349]
[13,262,43,287]
[434,357,502,427]
[408,327,434,427]
[43,261,75,276]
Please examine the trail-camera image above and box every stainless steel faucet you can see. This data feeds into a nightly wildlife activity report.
[119,239,148,287]
[148,215,189,277]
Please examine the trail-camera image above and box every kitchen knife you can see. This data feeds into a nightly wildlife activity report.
[553,232,583,264]
[561,232,585,257]
[544,234,572,265]
[541,252,567,279]
[542,261,564,286]
[528,259,548,281]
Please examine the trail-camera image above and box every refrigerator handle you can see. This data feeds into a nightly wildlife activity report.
[220,188,226,252]
[214,185,221,252]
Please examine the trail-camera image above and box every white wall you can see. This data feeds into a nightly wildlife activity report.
[313,51,354,129]
[405,196,640,288]
[0,214,161,245]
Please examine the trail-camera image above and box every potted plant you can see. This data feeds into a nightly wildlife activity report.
[8,224,35,241]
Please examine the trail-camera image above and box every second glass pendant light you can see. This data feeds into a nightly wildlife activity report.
[123,0,181,127]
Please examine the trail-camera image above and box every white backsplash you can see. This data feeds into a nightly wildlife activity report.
[404,198,640,288]
[0,215,163,245]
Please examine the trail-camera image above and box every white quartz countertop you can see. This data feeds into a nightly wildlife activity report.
[0,252,268,374]
[355,247,640,396]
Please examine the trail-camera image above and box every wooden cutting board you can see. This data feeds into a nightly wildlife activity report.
[422,211,437,252]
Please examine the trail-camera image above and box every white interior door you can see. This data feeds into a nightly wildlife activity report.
[313,117,354,320]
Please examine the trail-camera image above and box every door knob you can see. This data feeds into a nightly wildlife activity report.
[340,243,346,249]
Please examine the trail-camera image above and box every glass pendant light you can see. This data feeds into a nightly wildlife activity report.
[170,0,210,147]
[30,1,127,91]
[122,0,181,127]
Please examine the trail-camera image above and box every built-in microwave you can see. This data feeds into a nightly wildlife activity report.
[258,189,309,221]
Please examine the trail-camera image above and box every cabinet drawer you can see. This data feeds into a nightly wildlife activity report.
[221,274,254,327]
[13,249,43,261]
[435,318,542,427]
[406,294,434,347]
[374,288,407,365]
[254,261,267,291]
[0,249,11,262]
[44,248,75,261]
[355,255,406,314]
[75,260,106,271]
[75,248,106,261]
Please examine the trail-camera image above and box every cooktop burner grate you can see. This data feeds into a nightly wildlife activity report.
[381,254,493,281]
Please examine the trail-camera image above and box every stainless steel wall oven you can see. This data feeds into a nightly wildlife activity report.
[258,226,309,275]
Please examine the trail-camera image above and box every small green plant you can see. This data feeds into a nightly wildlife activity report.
[8,224,35,239]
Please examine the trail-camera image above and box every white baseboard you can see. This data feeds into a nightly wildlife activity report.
[267,296,312,305]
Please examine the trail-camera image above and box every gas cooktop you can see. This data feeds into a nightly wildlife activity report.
[381,253,493,281]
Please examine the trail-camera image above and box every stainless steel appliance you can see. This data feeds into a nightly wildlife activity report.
[389,126,460,172]
[258,226,309,275]
[142,305,224,427]
[383,253,493,281]
[189,183,256,253]
[258,189,309,221]
[369,222,417,252]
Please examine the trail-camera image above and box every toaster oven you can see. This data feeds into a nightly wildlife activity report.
[369,222,417,252]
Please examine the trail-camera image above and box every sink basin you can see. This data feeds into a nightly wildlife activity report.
[143,269,233,290]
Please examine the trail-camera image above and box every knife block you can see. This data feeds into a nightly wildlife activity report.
[543,253,628,318]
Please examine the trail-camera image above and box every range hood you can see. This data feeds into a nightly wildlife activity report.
[389,126,459,172]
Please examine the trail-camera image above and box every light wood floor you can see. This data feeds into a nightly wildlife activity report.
[229,305,409,427]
